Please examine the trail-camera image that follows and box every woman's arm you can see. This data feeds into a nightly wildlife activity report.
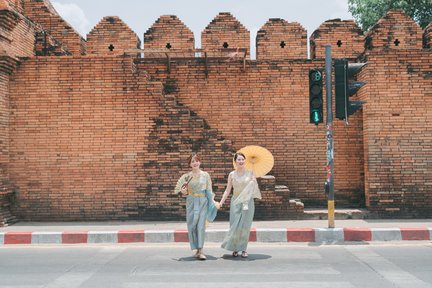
[219,172,233,206]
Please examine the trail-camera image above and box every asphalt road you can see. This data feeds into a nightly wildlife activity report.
[1,242,432,288]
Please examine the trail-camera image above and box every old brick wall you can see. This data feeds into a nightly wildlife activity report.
[423,23,431,48]
[3,4,431,220]
[256,19,307,60]
[0,3,35,58]
[144,15,194,57]
[8,57,161,220]
[359,50,432,217]
[139,58,365,207]
[23,0,86,55]
[201,12,250,58]
[87,16,141,56]
[8,56,304,220]
[310,19,364,60]
[365,10,423,51]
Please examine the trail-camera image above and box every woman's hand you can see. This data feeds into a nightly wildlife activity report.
[214,201,221,210]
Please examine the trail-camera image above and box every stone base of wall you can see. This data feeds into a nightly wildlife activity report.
[0,192,17,227]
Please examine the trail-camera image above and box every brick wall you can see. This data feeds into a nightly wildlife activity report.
[201,12,250,58]
[87,16,140,56]
[310,19,364,60]
[256,19,307,60]
[359,49,432,217]
[365,10,423,51]
[138,58,365,207]
[3,3,431,219]
[0,4,35,58]
[23,0,86,55]
[9,56,159,220]
[424,23,432,48]
[144,15,194,57]
[8,56,304,220]
[2,0,24,14]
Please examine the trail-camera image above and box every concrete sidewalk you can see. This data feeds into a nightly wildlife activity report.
[1,219,432,245]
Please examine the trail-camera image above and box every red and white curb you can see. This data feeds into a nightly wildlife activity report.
[1,228,431,245]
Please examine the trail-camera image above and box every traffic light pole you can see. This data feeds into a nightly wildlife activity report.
[325,45,335,228]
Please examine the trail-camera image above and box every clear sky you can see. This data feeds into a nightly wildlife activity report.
[51,0,353,59]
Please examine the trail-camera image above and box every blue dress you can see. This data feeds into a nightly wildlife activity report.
[221,170,259,252]
[175,171,217,250]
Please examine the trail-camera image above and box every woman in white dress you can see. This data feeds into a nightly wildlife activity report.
[219,152,261,258]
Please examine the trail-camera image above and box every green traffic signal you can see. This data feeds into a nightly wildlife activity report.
[309,68,323,125]
[312,109,321,124]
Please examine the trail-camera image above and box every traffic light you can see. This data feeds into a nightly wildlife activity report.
[334,59,366,120]
[309,68,323,125]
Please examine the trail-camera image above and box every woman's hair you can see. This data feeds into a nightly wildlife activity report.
[188,153,201,165]
[233,152,246,161]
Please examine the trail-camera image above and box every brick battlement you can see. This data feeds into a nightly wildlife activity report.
[0,3,431,220]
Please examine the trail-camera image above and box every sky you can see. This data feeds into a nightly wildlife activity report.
[51,0,354,59]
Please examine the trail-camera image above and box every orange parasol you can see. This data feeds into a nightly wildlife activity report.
[235,145,274,177]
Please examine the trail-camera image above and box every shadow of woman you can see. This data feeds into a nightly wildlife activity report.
[220,253,272,261]
[174,255,219,261]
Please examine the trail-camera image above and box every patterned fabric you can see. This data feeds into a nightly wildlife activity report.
[221,170,259,252]
[174,171,217,250]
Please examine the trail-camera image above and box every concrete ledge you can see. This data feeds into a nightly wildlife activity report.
[400,228,430,240]
[344,228,372,241]
[88,231,118,243]
[145,230,174,243]
[0,227,431,245]
[256,228,287,242]
[32,232,62,244]
[371,228,402,241]
[287,228,315,242]
[205,229,226,242]
[118,230,144,243]
[4,232,32,245]
[314,228,344,243]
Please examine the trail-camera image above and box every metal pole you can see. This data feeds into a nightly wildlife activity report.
[325,45,335,228]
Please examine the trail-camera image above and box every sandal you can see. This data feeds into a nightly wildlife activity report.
[241,251,248,258]
[232,251,239,257]
[198,254,207,260]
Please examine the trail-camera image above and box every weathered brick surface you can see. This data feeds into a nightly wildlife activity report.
[365,10,423,51]
[256,19,307,60]
[424,23,432,48]
[310,19,364,60]
[9,57,157,220]
[23,0,86,55]
[87,16,140,56]
[0,3,430,220]
[201,12,250,58]
[138,58,365,207]
[359,49,432,218]
[8,56,304,220]
[0,4,35,58]
[2,0,24,14]
[144,15,194,57]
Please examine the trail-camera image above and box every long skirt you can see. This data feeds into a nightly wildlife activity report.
[221,195,255,252]
[186,195,208,250]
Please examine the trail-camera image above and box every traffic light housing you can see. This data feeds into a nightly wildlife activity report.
[309,68,323,125]
[334,59,366,120]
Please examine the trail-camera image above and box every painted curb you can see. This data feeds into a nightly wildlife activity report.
[256,228,287,242]
[371,228,401,241]
[0,228,431,245]
[314,228,344,243]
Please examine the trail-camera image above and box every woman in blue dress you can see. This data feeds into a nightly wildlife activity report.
[174,153,219,260]
[219,152,261,258]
